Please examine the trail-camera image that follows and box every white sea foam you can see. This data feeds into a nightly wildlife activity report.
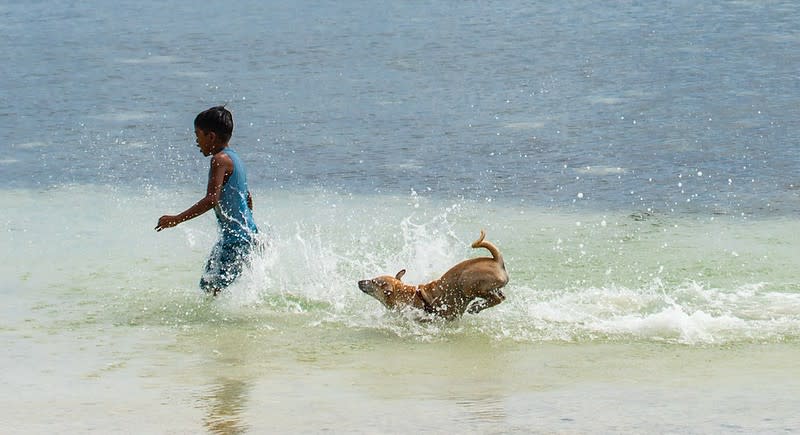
[574,166,627,175]
[14,141,48,149]
[91,112,152,122]
[587,96,625,105]
[595,306,745,344]
[114,140,150,148]
[504,121,546,130]
[174,71,209,78]
[119,55,178,65]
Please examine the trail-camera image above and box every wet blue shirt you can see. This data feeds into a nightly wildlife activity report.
[213,148,258,245]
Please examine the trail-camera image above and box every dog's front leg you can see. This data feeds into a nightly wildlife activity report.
[415,287,436,313]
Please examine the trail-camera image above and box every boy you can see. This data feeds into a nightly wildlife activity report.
[156,106,259,295]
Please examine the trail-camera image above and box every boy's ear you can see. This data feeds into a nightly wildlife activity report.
[395,269,406,281]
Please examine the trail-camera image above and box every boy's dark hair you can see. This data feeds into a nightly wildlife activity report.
[194,106,233,143]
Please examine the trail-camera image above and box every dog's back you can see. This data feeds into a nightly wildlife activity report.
[418,230,509,319]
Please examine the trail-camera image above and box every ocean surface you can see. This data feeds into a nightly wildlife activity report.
[2,0,800,433]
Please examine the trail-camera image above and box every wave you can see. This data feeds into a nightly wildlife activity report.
[128,208,800,345]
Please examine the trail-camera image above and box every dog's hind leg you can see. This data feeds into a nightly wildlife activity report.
[467,288,506,314]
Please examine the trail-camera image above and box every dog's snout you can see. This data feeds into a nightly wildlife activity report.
[358,280,372,293]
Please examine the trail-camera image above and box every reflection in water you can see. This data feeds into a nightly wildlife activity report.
[457,395,507,424]
[200,378,251,435]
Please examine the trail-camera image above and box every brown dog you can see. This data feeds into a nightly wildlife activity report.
[358,230,508,320]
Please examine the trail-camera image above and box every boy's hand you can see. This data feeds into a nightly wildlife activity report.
[155,215,180,231]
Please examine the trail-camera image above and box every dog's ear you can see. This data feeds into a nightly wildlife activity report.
[395,269,406,281]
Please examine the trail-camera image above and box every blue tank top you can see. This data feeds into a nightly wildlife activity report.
[213,148,258,244]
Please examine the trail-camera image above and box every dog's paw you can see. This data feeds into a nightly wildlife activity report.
[467,302,484,314]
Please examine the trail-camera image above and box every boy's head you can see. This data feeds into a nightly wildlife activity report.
[194,106,233,144]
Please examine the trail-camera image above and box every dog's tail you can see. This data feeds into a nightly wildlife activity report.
[471,230,504,265]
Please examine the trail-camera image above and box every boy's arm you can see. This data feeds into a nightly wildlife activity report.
[247,191,253,210]
[155,153,233,231]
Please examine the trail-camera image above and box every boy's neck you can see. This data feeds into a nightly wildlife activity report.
[210,142,229,155]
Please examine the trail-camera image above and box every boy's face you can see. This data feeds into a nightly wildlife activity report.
[194,127,216,156]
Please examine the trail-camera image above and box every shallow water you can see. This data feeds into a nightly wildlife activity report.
[3,187,800,432]
[3,0,800,432]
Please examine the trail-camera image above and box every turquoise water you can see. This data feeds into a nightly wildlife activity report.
[5,186,799,343]
[3,187,800,432]
[2,0,800,432]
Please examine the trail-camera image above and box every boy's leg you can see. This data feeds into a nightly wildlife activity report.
[199,242,223,295]
[199,241,251,295]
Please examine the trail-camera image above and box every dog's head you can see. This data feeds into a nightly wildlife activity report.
[358,269,406,307]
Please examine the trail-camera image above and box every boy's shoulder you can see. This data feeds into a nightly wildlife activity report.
[210,149,235,168]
